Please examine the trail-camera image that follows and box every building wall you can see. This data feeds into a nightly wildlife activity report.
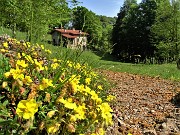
[66,36,87,50]
[52,31,60,45]
[52,31,87,50]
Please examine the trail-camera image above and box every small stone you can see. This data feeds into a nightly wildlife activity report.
[151,110,156,113]
[117,119,126,127]
[133,109,138,113]
[144,129,157,135]
[161,122,167,129]
[158,106,163,110]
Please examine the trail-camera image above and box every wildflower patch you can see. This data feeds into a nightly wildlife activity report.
[0,37,115,134]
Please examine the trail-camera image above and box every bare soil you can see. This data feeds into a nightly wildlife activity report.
[99,70,180,135]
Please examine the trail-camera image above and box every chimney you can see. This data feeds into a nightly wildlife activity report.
[73,28,75,31]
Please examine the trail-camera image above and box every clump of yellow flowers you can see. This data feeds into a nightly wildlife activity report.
[0,37,115,135]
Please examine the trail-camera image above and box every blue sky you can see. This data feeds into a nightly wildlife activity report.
[78,0,142,17]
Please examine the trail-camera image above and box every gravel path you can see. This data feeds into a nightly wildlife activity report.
[99,70,180,135]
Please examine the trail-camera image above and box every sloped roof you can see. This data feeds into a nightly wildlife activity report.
[55,29,88,36]
[62,34,78,39]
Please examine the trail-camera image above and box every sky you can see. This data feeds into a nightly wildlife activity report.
[78,0,142,17]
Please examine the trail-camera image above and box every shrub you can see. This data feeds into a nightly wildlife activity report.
[0,37,115,135]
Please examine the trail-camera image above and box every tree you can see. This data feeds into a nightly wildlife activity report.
[112,0,138,61]
[112,0,157,63]
[98,15,116,53]
[135,0,157,62]
[151,0,180,62]
[0,0,70,42]
[72,6,103,50]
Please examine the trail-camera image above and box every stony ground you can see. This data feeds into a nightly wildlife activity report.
[99,70,180,135]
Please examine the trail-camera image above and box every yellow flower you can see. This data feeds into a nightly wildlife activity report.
[16,41,20,44]
[10,67,24,80]
[75,63,81,69]
[22,76,33,85]
[98,103,113,125]
[89,90,102,103]
[34,59,44,71]
[16,99,38,119]
[70,115,77,122]
[53,58,58,62]
[44,66,48,71]
[58,98,77,110]
[91,71,97,77]
[97,85,103,90]
[23,54,34,64]
[39,78,53,90]
[67,98,73,102]
[74,104,86,120]
[16,60,28,68]
[3,42,8,48]
[47,123,60,133]
[51,63,59,69]
[33,52,38,57]
[84,86,91,94]
[4,72,11,78]
[45,49,52,54]
[26,42,31,47]
[85,78,91,85]
[67,60,72,67]
[65,102,77,110]
[41,45,44,50]
[106,95,116,101]
[17,53,21,59]
[0,49,8,53]
[128,133,133,135]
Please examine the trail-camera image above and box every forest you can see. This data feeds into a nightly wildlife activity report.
[112,0,180,64]
[0,0,180,64]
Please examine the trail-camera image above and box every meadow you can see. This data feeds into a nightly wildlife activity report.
[43,43,180,81]
[1,29,180,135]
[1,27,179,81]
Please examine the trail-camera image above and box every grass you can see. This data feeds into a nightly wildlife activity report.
[0,26,179,81]
[0,27,27,40]
[43,43,180,81]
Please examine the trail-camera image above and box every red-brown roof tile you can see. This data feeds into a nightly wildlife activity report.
[62,34,78,39]
[55,29,88,35]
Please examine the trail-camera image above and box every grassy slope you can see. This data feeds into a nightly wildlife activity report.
[0,27,26,40]
[44,44,180,81]
[0,26,179,81]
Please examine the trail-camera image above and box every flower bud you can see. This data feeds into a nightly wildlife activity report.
[67,124,75,133]
[39,121,45,130]
[47,110,56,118]
[2,81,8,88]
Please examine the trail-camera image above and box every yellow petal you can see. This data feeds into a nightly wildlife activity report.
[23,112,32,119]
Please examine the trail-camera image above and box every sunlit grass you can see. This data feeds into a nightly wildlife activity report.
[44,43,180,81]
[0,27,27,40]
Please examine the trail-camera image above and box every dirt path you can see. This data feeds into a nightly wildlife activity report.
[99,70,180,135]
